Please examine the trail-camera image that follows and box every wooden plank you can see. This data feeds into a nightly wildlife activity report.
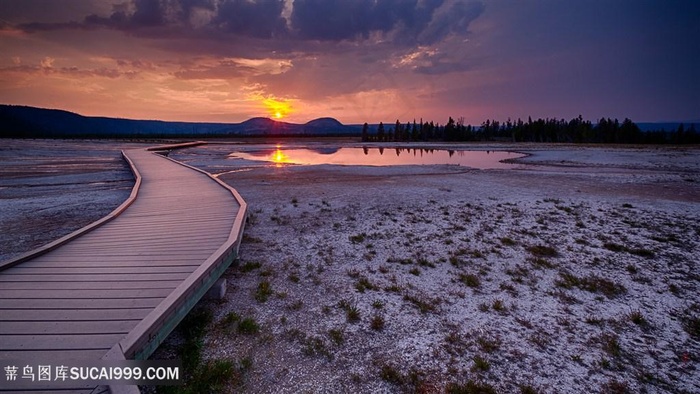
[0,298,162,310]
[0,320,137,335]
[7,266,196,274]
[0,272,190,282]
[48,248,222,256]
[78,221,233,233]
[0,334,124,351]
[49,246,221,254]
[15,259,204,268]
[68,232,231,244]
[78,218,234,229]
[23,255,208,263]
[0,288,173,299]
[114,210,234,219]
[0,309,152,321]
[0,380,98,393]
[0,280,182,290]
[0,348,106,361]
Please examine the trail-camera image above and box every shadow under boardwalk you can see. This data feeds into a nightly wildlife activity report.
[0,147,246,392]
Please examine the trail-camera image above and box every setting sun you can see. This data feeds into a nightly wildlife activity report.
[263,98,292,120]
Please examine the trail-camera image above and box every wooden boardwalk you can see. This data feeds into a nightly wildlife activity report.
[0,145,247,392]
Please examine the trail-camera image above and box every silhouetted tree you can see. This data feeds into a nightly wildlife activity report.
[377,122,385,142]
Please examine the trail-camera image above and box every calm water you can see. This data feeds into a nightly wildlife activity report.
[229,147,524,169]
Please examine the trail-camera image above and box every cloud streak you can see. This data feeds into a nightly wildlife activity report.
[15,0,484,46]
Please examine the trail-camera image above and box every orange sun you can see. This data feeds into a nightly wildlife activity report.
[263,98,292,120]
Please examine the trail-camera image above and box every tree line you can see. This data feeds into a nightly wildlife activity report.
[361,116,699,144]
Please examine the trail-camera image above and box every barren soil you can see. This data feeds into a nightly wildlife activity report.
[0,139,140,262]
[155,143,699,393]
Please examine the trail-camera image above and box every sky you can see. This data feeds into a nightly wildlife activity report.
[0,0,698,125]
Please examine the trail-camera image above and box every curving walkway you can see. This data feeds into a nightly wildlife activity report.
[0,145,247,392]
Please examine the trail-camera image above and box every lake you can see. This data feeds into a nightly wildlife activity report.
[228,147,525,169]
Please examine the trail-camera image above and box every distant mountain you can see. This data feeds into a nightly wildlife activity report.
[0,105,361,138]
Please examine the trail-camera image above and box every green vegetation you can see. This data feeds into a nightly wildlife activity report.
[378,362,428,392]
[471,355,490,372]
[680,305,700,339]
[600,333,622,358]
[355,276,379,293]
[370,314,385,331]
[458,273,481,288]
[527,244,559,258]
[338,299,361,323]
[446,380,497,394]
[328,328,344,346]
[492,299,507,313]
[237,317,259,335]
[254,280,273,302]
[500,237,517,246]
[403,293,437,314]
[159,308,250,393]
[604,242,655,258]
[301,336,332,360]
[555,271,626,298]
[349,233,367,244]
[239,261,261,273]
[627,310,647,327]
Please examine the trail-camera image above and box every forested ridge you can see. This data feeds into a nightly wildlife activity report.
[361,116,699,144]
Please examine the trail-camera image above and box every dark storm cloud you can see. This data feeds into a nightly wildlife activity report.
[416,0,483,45]
[215,0,287,38]
[13,0,483,45]
[17,0,288,39]
[290,0,483,45]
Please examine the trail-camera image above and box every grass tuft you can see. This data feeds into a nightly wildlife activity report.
[471,355,490,372]
[370,314,385,331]
[237,317,259,335]
[254,280,273,302]
[349,233,367,244]
[239,261,262,273]
[328,328,344,346]
[446,380,497,394]
[458,273,481,288]
[527,244,559,258]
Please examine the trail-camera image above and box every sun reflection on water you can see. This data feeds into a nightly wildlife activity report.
[271,147,289,166]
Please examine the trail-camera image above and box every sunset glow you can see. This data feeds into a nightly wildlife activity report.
[264,98,292,120]
[0,1,697,123]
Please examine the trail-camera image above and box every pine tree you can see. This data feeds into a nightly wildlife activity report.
[377,122,385,142]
